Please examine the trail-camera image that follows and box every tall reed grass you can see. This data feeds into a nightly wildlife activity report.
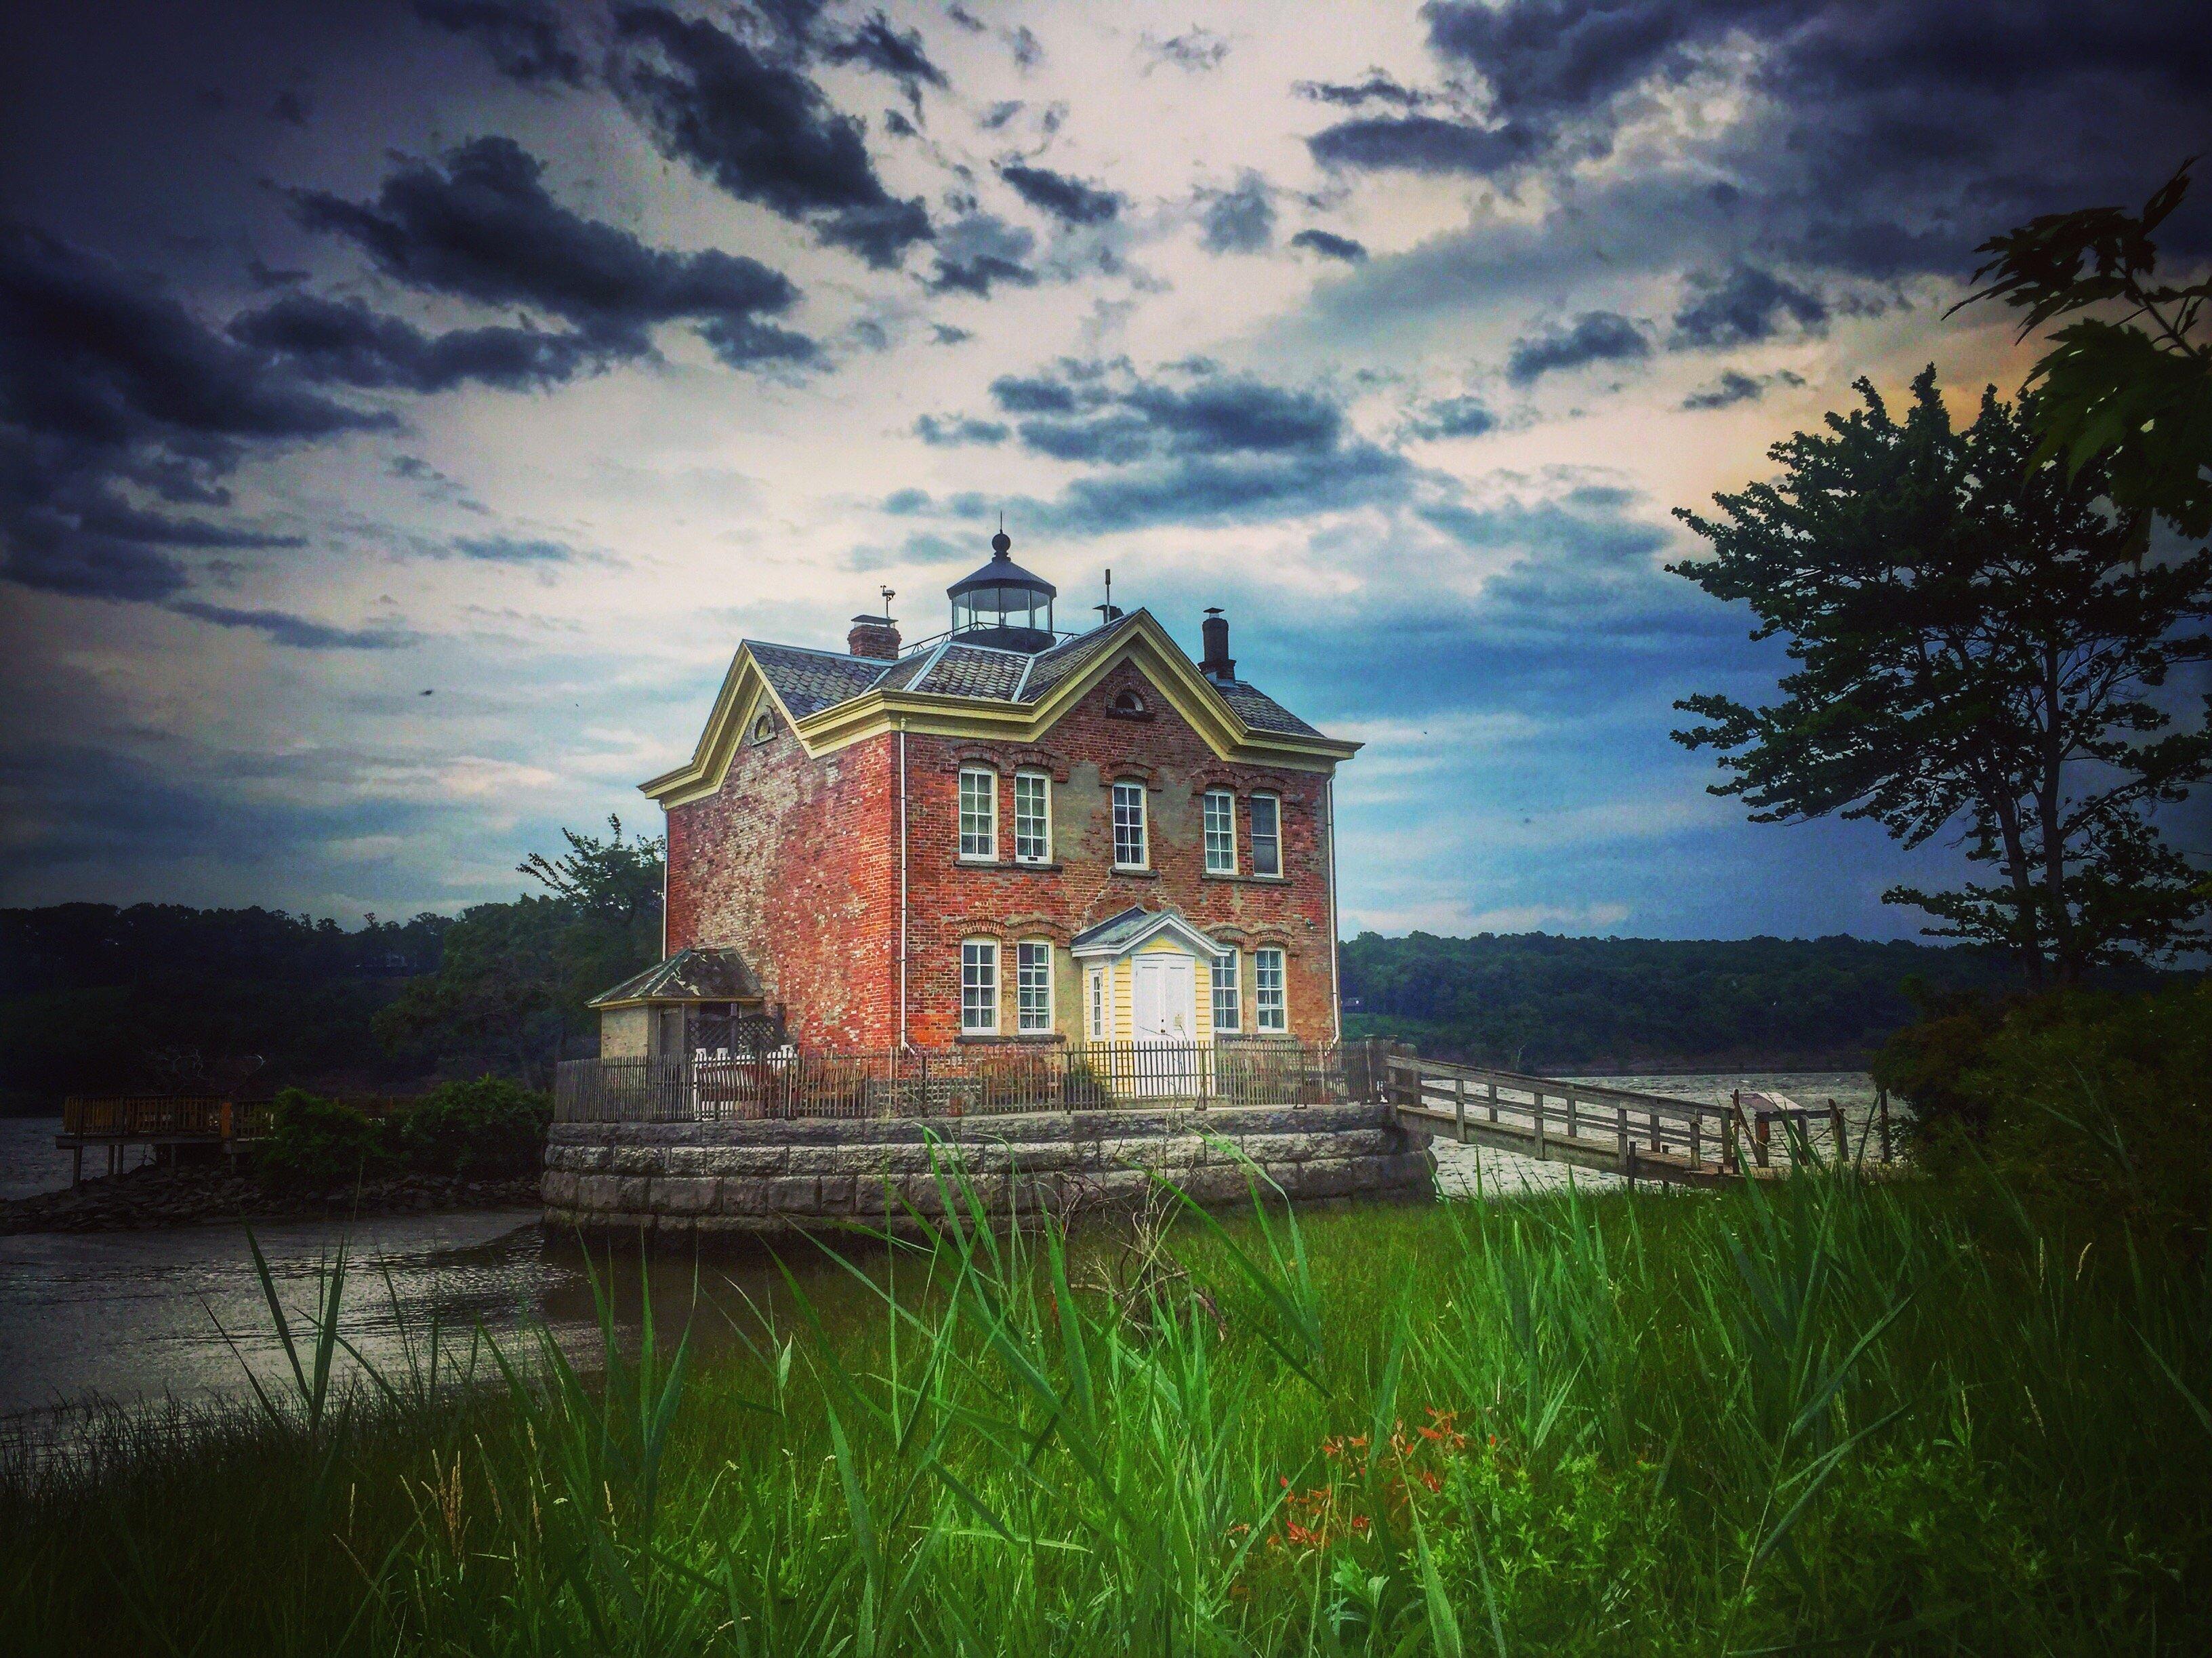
[3,1151,2207,1655]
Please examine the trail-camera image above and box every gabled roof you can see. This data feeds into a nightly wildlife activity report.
[588,947,764,1008]
[745,641,892,719]
[1069,905,1232,961]
[640,607,1359,807]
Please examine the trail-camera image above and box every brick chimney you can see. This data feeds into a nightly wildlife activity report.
[848,613,901,660]
[1200,607,1235,683]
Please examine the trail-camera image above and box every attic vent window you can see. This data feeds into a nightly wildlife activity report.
[751,712,775,744]
[1108,689,1150,720]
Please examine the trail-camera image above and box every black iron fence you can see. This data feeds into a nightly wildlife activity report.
[554,1039,1348,1124]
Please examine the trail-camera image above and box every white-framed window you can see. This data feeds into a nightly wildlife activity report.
[960,939,1000,1033]
[958,767,997,860]
[1111,781,1147,868]
[1250,793,1282,878]
[1086,966,1107,1042]
[1202,789,1237,874]
[1013,771,1051,864]
[1017,941,1052,1032]
[1211,948,1241,1033]
[1254,947,1287,1032]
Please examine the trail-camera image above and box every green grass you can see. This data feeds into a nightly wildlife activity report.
[3,1154,2209,1656]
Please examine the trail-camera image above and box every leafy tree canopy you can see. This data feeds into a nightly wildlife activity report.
[1671,368,2211,984]
[1958,159,2212,542]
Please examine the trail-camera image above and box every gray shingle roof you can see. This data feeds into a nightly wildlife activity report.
[589,947,764,1006]
[741,611,1335,742]
[914,643,1028,699]
[748,641,888,718]
[1014,615,1132,704]
[1212,679,1323,738]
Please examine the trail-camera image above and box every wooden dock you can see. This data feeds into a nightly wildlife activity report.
[55,1095,283,1185]
[1381,1053,1892,1188]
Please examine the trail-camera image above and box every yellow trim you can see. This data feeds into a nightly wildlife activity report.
[638,611,1360,807]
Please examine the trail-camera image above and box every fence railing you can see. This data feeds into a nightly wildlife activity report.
[554,1040,1347,1124]
[59,1095,415,1140]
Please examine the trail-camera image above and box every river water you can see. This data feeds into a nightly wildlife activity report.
[0,1072,1881,1429]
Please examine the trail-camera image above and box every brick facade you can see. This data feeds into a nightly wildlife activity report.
[665,655,1338,1049]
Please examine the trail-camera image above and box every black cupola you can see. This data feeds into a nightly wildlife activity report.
[947,526,1057,651]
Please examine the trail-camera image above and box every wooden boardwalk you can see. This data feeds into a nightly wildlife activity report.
[1382,1053,1892,1189]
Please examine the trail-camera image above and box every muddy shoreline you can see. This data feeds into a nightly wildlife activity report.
[0,1162,541,1235]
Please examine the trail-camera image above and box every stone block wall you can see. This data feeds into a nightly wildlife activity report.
[543,1101,1433,1236]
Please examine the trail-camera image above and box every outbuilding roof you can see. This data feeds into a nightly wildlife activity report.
[588,947,765,1007]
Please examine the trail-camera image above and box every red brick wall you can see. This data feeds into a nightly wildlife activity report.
[665,719,900,1049]
[902,659,1336,1046]
[663,658,1338,1050]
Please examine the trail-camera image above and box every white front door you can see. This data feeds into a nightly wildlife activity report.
[1130,952,1197,1095]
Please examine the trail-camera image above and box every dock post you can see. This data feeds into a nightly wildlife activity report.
[72,1145,83,1188]
[1486,1080,1498,1123]
[1754,1113,1771,1170]
[1532,1089,1547,1160]
[1828,1099,1847,1165]
[1614,1102,1627,1165]
[1723,1112,1738,1174]
[1878,1087,1893,1163]
[1453,1076,1467,1144]
[1565,1089,1578,1141]
[1689,1114,1702,1168]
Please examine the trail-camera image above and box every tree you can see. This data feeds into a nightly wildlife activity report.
[518,815,665,929]
[1671,367,2212,986]
[377,822,668,1083]
[1956,160,2212,542]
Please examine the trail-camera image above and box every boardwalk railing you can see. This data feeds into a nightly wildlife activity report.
[1379,1053,1885,1180]
[1385,1057,1742,1173]
[554,1039,1345,1124]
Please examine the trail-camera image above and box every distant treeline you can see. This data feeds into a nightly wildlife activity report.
[0,904,455,1113]
[1,881,659,1115]
[1338,931,2184,1072]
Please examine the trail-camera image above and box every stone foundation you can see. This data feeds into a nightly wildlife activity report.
[542,1101,1435,1236]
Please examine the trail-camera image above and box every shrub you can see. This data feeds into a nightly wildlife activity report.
[393,1076,550,1177]
[257,1089,393,1188]
[1868,981,2013,1141]
[1969,984,2212,1248]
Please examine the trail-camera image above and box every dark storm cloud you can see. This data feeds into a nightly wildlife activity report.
[999,163,1122,226]
[168,600,415,648]
[1670,265,1827,349]
[610,5,931,268]
[412,0,587,89]
[1290,228,1368,262]
[1681,367,1804,410]
[0,224,384,603]
[1200,173,1275,254]
[1505,310,1652,384]
[958,361,1407,534]
[913,412,1008,445]
[927,213,1038,295]
[1347,1,2212,276]
[1307,115,1540,175]
[1294,70,1431,108]
[290,138,815,367]
[822,11,948,90]
[1408,395,1495,439]
[230,294,600,392]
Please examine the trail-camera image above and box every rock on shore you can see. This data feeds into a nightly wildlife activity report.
[0,1162,541,1234]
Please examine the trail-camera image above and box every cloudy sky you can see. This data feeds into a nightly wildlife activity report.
[3,0,2207,938]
